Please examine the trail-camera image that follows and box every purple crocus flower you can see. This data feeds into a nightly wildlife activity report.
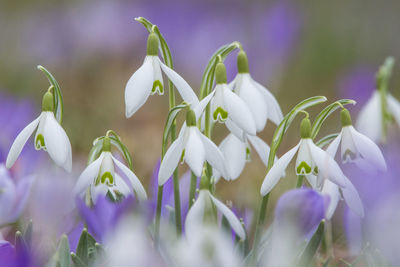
[0,239,34,267]
[0,165,33,227]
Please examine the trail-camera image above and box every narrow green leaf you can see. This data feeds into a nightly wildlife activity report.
[162,103,188,155]
[37,65,64,124]
[109,136,134,170]
[298,221,325,267]
[316,133,339,148]
[58,234,71,267]
[311,99,356,139]
[71,252,86,267]
[76,229,97,266]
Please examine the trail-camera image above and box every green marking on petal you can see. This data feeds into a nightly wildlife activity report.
[246,147,251,161]
[213,107,228,122]
[296,161,312,175]
[343,149,357,162]
[313,166,319,175]
[100,172,114,186]
[151,80,164,95]
[35,134,46,150]
[180,149,185,164]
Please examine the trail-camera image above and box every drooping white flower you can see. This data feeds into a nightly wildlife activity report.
[204,62,257,136]
[329,108,386,172]
[213,133,275,182]
[185,187,245,241]
[74,137,147,203]
[228,50,283,132]
[6,91,72,172]
[125,32,199,117]
[260,118,347,196]
[158,109,229,185]
[356,91,400,143]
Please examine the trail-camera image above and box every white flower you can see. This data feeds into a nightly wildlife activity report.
[74,143,147,203]
[328,109,386,172]
[6,92,72,172]
[125,33,199,117]
[158,109,229,185]
[213,133,275,182]
[356,91,400,142]
[260,118,347,196]
[185,189,245,241]
[228,50,283,132]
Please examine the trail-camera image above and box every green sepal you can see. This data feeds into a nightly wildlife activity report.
[340,108,353,126]
[42,91,54,112]
[213,107,228,121]
[215,62,227,84]
[37,65,64,124]
[311,99,356,139]
[298,221,325,267]
[46,234,71,267]
[76,228,97,266]
[147,32,159,56]
[300,118,312,139]
[237,50,249,73]
[186,109,197,126]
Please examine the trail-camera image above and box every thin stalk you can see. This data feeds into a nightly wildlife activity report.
[189,172,197,209]
[296,175,304,188]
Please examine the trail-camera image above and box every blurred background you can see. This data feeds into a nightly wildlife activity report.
[1,0,400,229]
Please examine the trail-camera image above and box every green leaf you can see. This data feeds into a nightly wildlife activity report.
[315,133,339,148]
[298,221,325,267]
[162,103,188,155]
[71,252,86,267]
[311,99,356,139]
[58,235,71,267]
[37,65,64,124]
[268,96,327,166]
[109,135,134,171]
[76,228,97,266]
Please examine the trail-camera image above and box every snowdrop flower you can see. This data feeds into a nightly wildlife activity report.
[213,133,274,181]
[229,50,283,132]
[0,165,33,226]
[158,109,229,185]
[185,178,246,241]
[260,117,347,196]
[329,109,386,172]
[6,91,72,172]
[74,137,147,203]
[125,32,199,117]
[207,61,257,136]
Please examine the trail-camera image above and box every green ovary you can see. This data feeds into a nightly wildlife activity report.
[296,161,312,175]
[151,80,164,95]
[213,107,228,122]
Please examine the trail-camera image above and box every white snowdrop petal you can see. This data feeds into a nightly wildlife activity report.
[185,128,206,177]
[225,119,245,142]
[355,92,382,142]
[222,85,257,136]
[322,179,340,220]
[350,126,386,171]
[111,155,147,201]
[152,57,164,95]
[247,135,274,166]
[6,115,40,168]
[43,112,72,172]
[308,140,346,188]
[217,134,246,180]
[260,143,300,196]
[253,80,283,125]
[325,131,342,157]
[193,90,215,119]
[114,173,132,196]
[158,59,199,106]
[185,190,206,241]
[387,94,400,126]
[74,153,105,195]
[342,178,364,218]
[125,57,154,118]
[158,135,185,185]
[208,192,246,240]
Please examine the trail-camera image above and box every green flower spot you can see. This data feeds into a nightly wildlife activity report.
[151,80,164,95]
[296,161,312,175]
[35,134,46,150]
[343,149,357,161]
[100,172,114,186]
[246,147,251,161]
[180,150,185,164]
[313,166,319,175]
[213,107,228,122]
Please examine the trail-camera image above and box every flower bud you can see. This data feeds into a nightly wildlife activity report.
[186,109,197,127]
[300,117,312,139]
[102,137,111,152]
[147,32,159,56]
[340,108,352,127]
[41,91,54,112]
[237,50,249,73]
[215,62,227,84]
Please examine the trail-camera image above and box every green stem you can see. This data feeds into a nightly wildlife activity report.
[189,172,197,208]
[154,185,163,242]
[296,175,304,188]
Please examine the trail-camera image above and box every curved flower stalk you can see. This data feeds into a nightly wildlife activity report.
[185,177,246,242]
[328,109,386,172]
[0,165,33,226]
[6,90,72,172]
[260,117,347,196]
[74,136,147,203]
[356,57,400,143]
[229,50,283,132]
[206,61,257,136]
[213,133,275,181]
[125,32,199,118]
[158,109,229,185]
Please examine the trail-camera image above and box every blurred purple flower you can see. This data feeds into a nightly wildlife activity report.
[344,207,362,256]
[274,188,326,239]
[77,195,136,242]
[0,239,34,267]
[0,165,33,227]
